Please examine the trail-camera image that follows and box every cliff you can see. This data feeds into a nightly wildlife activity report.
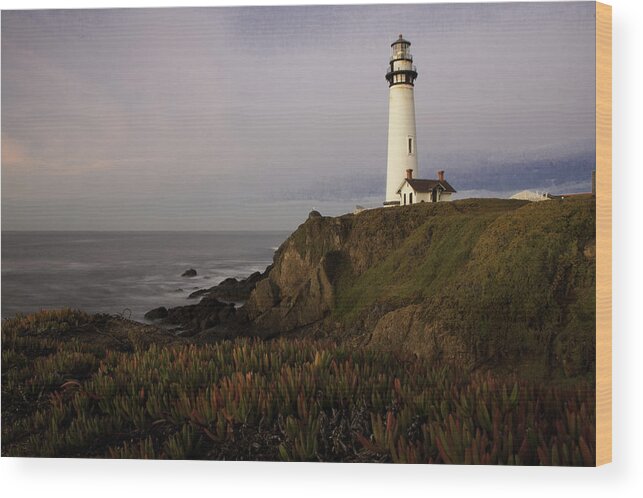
[244,197,596,378]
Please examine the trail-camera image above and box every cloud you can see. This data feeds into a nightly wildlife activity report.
[1,4,596,231]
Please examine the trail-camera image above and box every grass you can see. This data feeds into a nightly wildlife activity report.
[333,209,502,322]
[333,198,593,319]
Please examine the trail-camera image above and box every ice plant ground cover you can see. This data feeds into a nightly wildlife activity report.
[1,310,594,464]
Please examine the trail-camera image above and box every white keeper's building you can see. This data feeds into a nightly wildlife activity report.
[398,169,456,206]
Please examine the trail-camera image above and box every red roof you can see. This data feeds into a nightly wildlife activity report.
[400,178,457,194]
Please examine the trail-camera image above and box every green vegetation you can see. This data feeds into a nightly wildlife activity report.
[328,198,595,378]
[2,310,594,464]
[334,206,507,321]
[335,198,594,319]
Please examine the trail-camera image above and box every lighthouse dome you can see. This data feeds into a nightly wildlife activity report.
[391,34,411,46]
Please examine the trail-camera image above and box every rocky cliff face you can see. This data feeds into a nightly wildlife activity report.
[244,212,346,332]
[243,197,596,377]
[244,202,453,334]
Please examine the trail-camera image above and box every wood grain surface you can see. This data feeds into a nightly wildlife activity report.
[595,1,612,467]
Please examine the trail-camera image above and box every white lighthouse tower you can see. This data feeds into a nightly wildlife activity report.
[384,35,419,206]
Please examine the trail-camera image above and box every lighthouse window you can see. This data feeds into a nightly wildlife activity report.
[408,137,413,155]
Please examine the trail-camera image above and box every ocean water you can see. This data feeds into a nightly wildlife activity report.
[1,231,289,322]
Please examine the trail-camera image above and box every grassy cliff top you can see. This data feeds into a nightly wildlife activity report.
[332,197,595,321]
[273,197,596,378]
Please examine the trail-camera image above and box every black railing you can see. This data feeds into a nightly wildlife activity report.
[386,65,417,74]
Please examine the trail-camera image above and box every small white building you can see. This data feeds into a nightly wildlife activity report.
[397,169,456,205]
[510,190,551,202]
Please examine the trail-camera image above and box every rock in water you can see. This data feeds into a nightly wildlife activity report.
[144,306,168,320]
[188,270,265,301]
[182,268,197,277]
[163,296,241,334]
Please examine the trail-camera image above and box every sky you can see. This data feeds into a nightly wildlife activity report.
[1,2,596,231]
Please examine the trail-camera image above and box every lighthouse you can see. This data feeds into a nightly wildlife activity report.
[384,35,419,206]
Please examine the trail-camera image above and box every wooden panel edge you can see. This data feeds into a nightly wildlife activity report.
[595,1,612,467]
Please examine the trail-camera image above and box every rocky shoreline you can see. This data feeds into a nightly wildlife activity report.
[144,266,273,340]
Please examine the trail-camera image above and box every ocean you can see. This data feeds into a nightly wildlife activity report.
[1,231,289,322]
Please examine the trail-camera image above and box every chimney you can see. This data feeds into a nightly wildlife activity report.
[437,170,445,182]
[406,169,413,179]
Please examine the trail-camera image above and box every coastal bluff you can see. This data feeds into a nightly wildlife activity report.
[241,197,596,376]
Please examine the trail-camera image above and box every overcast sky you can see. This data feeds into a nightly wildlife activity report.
[1,2,596,231]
